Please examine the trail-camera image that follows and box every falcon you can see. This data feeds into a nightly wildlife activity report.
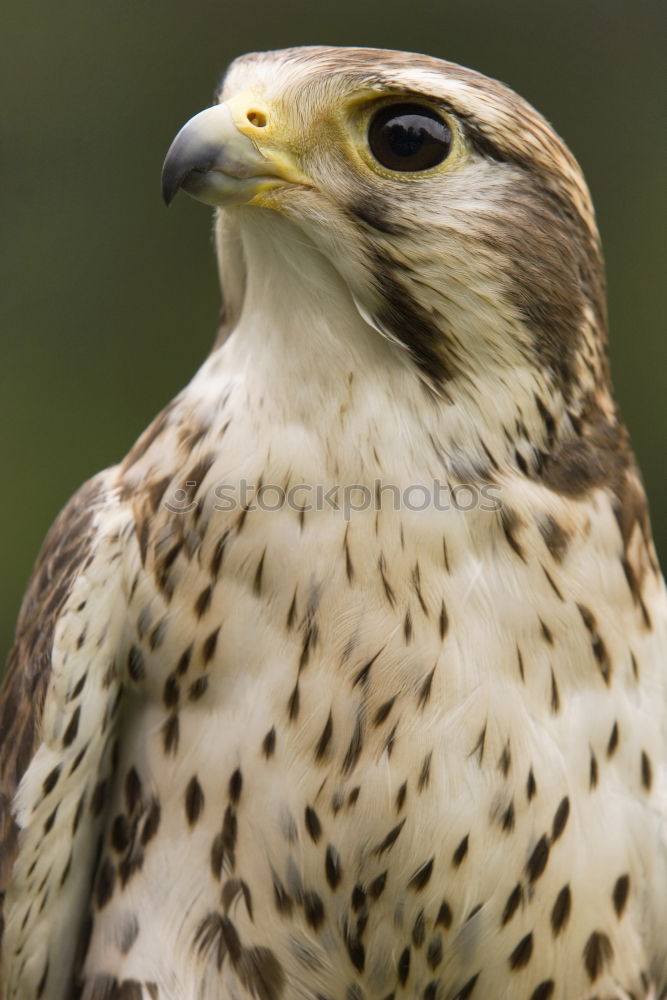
[1,45,666,1000]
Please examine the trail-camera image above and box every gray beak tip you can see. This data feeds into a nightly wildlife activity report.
[161,131,217,206]
[161,153,184,206]
[160,104,272,210]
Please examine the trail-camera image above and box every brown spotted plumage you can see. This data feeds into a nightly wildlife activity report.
[1,45,667,1000]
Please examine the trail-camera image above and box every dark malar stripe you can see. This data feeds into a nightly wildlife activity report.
[347,199,406,235]
[366,247,458,386]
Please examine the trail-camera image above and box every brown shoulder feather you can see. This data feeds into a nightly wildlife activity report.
[0,475,104,939]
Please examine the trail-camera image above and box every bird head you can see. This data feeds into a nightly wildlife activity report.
[162,46,609,431]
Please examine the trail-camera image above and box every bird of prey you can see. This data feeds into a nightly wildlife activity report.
[1,45,666,1000]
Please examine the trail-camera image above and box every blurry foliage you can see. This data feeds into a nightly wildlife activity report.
[0,0,664,658]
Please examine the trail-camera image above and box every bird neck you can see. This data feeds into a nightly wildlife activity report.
[210,206,574,485]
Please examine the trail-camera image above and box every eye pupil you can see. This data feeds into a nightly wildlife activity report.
[369,103,452,172]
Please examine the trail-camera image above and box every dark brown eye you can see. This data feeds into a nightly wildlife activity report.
[368,103,452,172]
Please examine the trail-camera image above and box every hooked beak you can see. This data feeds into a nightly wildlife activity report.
[161,100,292,207]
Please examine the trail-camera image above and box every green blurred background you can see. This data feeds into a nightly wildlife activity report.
[0,0,665,659]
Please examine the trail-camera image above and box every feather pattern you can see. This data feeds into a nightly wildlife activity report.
[1,46,666,1000]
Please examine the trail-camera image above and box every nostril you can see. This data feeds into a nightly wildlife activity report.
[247,110,267,128]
